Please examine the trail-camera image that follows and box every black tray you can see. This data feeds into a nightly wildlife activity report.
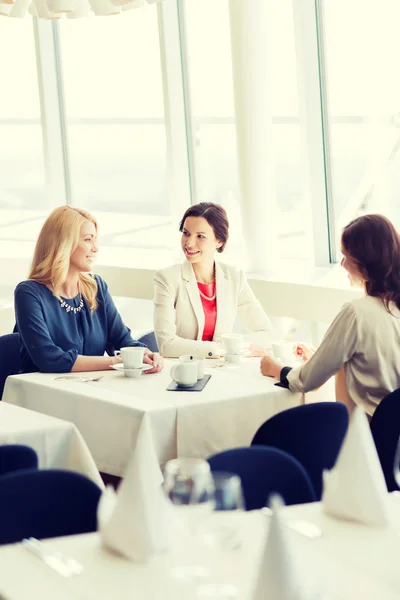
[167,374,211,392]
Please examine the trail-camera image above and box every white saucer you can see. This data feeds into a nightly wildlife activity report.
[217,349,248,357]
[111,363,153,372]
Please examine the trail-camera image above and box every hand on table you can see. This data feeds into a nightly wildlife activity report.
[260,354,282,379]
[143,350,164,374]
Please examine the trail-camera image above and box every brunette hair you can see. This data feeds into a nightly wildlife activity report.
[178,202,229,253]
[341,213,400,311]
[29,206,99,311]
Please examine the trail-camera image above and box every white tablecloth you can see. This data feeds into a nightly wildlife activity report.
[1,496,400,599]
[0,403,103,488]
[2,358,305,476]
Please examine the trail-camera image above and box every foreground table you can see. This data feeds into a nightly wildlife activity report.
[0,403,103,488]
[2,358,304,476]
[1,496,400,599]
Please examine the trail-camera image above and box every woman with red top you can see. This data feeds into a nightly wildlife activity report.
[153,202,273,358]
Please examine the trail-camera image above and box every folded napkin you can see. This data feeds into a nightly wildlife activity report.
[98,415,179,562]
[322,406,390,527]
[252,496,309,600]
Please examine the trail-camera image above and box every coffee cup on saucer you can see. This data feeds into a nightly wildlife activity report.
[114,346,144,368]
[123,367,143,379]
[224,354,241,364]
[170,360,198,387]
[179,355,205,380]
[271,341,296,364]
[220,334,243,355]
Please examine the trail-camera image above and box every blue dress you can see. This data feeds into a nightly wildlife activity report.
[14,275,146,374]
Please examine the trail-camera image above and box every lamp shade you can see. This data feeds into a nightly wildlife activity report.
[9,0,31,16]
[0,3,12,14]
[89,0,120,15]
[121,0,145,9]
[45,0,77,12]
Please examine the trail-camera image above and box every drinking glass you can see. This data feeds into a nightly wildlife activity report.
[196,473,244,599]
[163,458,215,581]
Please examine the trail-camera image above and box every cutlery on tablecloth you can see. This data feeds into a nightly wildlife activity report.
[22,537,84,577]
[55,376,104,383]
[262,507,322,539]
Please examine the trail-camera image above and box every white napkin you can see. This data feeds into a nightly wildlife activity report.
[98,415,179,562]
[322,405,390,527]
[252,497,307,600]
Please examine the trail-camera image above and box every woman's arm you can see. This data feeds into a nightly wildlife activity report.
[15,283,122,373]
[97,276,146,353]
[261,302,358,393]
[237,271,274,349]
[97,276,163,373]
[153,271,221,358]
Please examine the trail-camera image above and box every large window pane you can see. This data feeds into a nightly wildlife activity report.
[183,0,311,265]
[0,21,47,256]
[323,0,400,257]
[60,9,176,265]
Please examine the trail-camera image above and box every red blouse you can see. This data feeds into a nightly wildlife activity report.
[197,281,217,342]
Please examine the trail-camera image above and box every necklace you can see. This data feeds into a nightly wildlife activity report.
[197,282,216,302]
[59,295,84,314]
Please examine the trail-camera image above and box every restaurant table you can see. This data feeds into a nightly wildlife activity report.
[0,403,103,488]
[1,495,400,599]
[2,358,307,477]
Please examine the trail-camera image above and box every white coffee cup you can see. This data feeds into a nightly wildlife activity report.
[221,334,243,355]
[271,342,296,364]
[225,354,241,364]
[123,368,142,379]
[170,360,198,387]
[114,347,144,369]
[179,355,204,380]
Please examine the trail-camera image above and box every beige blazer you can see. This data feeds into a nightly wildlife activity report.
[153,260,273,358]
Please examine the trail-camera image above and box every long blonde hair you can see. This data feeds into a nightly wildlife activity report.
[29,206,99,311]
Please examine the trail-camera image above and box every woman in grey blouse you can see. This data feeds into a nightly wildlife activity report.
[260,214,400,416]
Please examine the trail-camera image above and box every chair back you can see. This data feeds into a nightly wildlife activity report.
[251,402,348,499]
[137,331,159,353]
[0,444,38,476]
[370,388,400,491]
[207,447,316,510]
[0,469,102,545]
[0,332,21,399]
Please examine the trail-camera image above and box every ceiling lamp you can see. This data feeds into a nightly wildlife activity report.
[1,0,163,18]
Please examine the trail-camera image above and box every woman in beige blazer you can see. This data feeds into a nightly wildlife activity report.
[260,214,400,416]
[154,203,273,358]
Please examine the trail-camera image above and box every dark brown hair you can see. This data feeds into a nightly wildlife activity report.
[179,202,229,253]
[341,214,400,311]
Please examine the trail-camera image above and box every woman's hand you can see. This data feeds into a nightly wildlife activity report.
[295,343,315,362]
[110,355,123,366]
[143,349,164,374]
[260,355,282,379]
[248,344,268,358]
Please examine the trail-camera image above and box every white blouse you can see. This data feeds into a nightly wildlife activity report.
[287,295,400,415]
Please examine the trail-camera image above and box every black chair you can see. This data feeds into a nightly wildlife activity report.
[0,445,38,476]
[0,332,21,399]
[0,469,102,545]
[207,447,316,510]
[370,388,400,491]
[251,403,349,499]
[137,331,159,353]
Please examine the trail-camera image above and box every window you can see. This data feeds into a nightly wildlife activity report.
[183,0,311,265]
[322,0,400,259]
[60,9,178,265]
[0,20,47,254]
